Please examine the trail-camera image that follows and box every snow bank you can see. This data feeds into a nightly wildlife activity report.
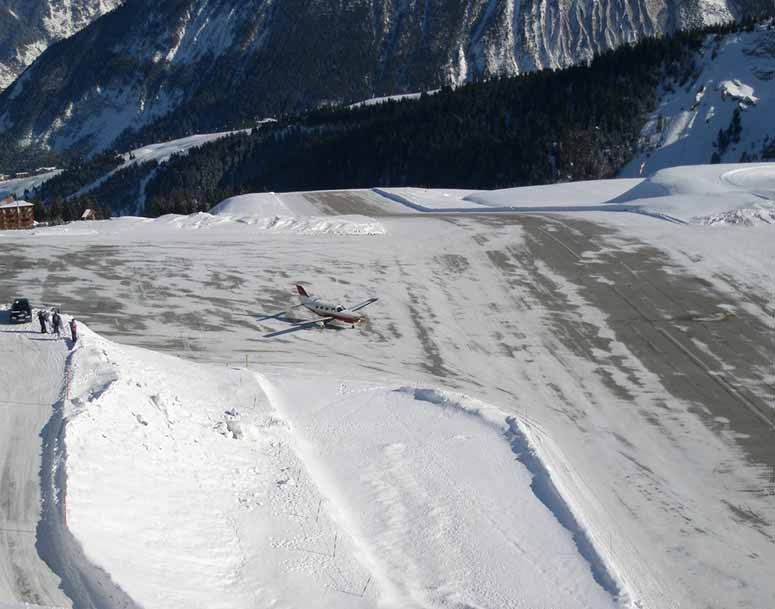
[693,201,775,225]
[210,192,294,217]
[0,208,386,237]
[466,178,645,208]
[62,324,378,608]
[161,211,386,235]
[58,320,622,608]
[258,372,622,609]
[208,192,386,234]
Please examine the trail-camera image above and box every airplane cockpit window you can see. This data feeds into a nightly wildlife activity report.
[336,306,344,313]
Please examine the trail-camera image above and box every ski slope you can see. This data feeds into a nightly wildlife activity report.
[0,171,61,200]
[1,163,774,609]
[72,130,253,206]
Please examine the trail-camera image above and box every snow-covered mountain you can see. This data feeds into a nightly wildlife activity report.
[0,0,763,156]
[0,0,123,91]
[621,22,775,176]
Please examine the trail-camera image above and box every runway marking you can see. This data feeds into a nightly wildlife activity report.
[536,227,581,259]
[656,327,775,431]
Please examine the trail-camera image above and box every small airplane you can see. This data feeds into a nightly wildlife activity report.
[256,285,378,338]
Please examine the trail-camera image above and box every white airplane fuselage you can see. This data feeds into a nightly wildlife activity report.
[301,296,363,325]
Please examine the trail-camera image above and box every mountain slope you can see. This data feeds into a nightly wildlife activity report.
[0,0,766,157]
[0,0,123,91]
[621,21,775,176]
[26,26,712,217]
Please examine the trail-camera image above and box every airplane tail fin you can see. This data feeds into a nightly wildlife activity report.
[296,284,310,297]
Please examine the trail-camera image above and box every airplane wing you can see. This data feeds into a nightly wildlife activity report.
[263,316,334,338]
[348,297,378,312]
[250,303,305,322]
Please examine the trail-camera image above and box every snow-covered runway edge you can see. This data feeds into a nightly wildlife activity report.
[52,323,629,608]
[37,343,139,609]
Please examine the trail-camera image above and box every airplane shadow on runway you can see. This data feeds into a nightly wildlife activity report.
[254,311,350,339]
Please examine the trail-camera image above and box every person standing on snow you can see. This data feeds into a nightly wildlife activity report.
[37,310,48,334]
[51,309,62,338]
[69,318,78,345]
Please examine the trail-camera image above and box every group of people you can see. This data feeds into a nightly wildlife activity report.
[37,308,78,343]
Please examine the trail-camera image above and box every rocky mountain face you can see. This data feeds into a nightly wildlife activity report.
[0,0,123,90]
[0,0,769,157]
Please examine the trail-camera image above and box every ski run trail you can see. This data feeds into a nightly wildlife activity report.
[1,162,775,609]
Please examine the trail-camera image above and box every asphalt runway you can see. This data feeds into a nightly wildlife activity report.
[504,214,775,467]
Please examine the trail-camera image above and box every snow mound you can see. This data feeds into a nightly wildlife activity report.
[260,374,622,608]
[210,192,293,217]
[209,193,385,234]
[235,214,386,235]
[693,202,775,226]
[63,325,376,608]
[160,211,385,235]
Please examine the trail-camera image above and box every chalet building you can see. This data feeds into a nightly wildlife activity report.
[0,199,34,230]
[81,208,97,221]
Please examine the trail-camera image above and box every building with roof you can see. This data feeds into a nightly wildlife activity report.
[0,198,34,230]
